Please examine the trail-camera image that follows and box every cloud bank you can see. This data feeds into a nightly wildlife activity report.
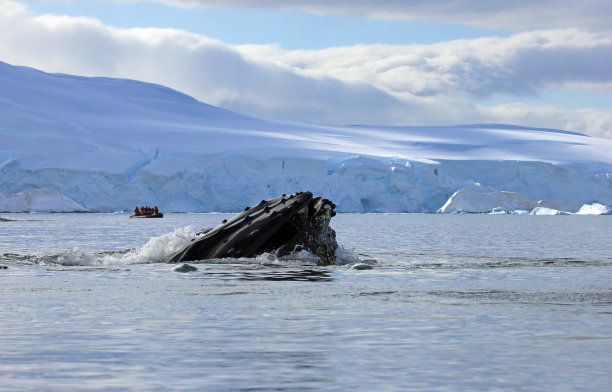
[1,1,611,138]
[157,0,612,32]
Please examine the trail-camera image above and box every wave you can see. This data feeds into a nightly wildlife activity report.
[1,226,362,267]
[356,251,612,269]
[1,226,196,266]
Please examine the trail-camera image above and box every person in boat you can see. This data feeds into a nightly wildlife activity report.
[133,207,141,216]
[154,206,159,214]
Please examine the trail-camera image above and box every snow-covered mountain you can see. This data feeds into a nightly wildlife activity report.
[1,61,611,213]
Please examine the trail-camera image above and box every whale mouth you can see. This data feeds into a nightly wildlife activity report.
[169,192,339,265]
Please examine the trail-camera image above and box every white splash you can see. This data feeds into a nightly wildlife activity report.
[100,226,197,265]
[335,245,361,265]
[40,226,197,266]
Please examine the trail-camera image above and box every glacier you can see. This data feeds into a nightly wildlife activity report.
[1,60,611,213]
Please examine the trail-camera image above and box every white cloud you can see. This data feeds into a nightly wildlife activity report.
[152,0,612,32]
[1,1,611,138]
[0,1,407,125]
[237,29,612,98]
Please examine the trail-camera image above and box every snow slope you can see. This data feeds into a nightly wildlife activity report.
[1,61,611,212]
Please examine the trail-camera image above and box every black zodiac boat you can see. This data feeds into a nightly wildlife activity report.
[129,212,164,218]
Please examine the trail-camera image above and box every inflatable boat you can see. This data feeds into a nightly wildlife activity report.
[129,213,164,218]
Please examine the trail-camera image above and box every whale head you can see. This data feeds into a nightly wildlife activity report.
[169,191,338,265]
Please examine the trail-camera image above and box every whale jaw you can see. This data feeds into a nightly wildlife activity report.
[169,192,339,265]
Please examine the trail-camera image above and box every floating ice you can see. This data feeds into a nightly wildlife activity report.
[529,207,571,215]
[575,203,612,215]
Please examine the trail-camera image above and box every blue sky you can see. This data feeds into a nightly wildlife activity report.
[3,0,612,138]
[27,1,511,49]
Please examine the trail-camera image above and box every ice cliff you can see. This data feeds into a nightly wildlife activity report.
[1,61,611,213]
[0,188,87,213]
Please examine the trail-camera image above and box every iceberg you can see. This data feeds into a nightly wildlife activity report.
[575,203,612,215]
[533,200,582,212]
[1,61,611,213]
[529,207,572,215]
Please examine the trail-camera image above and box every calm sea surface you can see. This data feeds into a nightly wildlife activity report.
[1,213,611,391]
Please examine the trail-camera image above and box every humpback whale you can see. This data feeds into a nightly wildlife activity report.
[169,192,339,265]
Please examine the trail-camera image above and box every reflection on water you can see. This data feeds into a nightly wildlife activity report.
[176,265,334,282]
[400,255,608,269]
[236,269,333,282]
[428,289,612,305]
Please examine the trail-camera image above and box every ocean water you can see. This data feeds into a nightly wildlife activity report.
[1,213,611,391]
